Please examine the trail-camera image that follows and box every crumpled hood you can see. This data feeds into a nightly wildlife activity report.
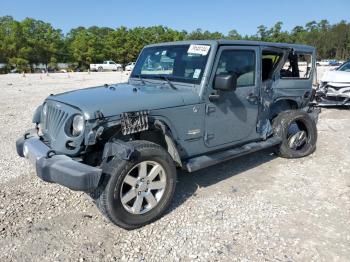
[47,83,200,119]
[321,70,350,84]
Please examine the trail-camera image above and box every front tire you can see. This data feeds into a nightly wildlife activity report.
[272,110,317,158]
[93,141,177,229]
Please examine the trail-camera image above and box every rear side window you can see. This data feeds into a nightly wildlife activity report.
[215,50,256,87]
[281,53,312,79]
[262,51,283,81]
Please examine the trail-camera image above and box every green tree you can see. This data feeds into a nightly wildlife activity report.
[186,28,224,40]
[20,18,63,70]
[0,16,27,70]
[67,26,107,69]
[1,16,350,73]
[227,29,241,40]
[256,25,270,41]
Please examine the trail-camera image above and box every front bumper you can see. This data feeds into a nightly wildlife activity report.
[16,130,102,191]
[316,87,350,106]
[317,96,350,106]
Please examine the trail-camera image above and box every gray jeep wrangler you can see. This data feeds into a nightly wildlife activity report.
[16,40,319,229]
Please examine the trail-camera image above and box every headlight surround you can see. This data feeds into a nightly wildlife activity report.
[71,114,84,136]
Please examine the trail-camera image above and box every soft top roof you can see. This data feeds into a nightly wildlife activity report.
[146,39,315,53]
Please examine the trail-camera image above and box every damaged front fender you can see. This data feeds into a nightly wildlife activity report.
[102,139,136,161]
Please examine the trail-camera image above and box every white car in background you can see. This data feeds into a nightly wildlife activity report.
[317,60,331,66]
[90,60,123,72]
[125,62,135,71]
[316,60,350,106]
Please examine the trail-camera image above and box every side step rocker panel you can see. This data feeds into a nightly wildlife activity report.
[184,137,282,172]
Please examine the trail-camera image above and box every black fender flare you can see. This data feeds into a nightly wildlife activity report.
[32,105,42,124]
[101,120,182,168]
[154,119,182,167]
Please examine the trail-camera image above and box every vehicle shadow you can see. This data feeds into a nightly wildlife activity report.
[167,148,277,214]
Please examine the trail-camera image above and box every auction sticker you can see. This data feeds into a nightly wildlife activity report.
[187,45,210,56]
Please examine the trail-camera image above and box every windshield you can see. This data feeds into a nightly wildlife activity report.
[337,61,350,72]
[131,44,211,84]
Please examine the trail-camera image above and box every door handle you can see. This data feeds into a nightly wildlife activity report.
[246,93,258,103]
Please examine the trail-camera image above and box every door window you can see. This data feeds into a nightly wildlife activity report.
[280,53,312,78]
[215,50,256,87]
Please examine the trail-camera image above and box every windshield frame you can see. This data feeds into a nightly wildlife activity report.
[130,44,212,85]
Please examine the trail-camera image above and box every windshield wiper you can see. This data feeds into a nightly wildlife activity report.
[156,75,177,90]
[133,74,177,90]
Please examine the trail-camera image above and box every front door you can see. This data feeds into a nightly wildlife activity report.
[204,46,260,148]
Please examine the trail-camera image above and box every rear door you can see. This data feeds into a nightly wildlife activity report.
[204,45,260,147]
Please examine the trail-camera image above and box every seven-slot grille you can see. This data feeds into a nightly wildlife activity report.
[43,103,69,140]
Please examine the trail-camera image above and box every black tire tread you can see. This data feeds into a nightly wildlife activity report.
[93,140,176,230]
[272,110,317,158]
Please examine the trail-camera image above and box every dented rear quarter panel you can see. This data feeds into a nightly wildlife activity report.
[269,47,316,108]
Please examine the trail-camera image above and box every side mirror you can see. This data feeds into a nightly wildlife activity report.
[214,74,237,91]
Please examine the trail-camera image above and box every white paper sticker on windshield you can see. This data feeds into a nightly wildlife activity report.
[193,69,201,79]
[187,45,210,56]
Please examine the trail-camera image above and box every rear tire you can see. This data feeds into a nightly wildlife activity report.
[91,140,177,230]
[272,110,317,158]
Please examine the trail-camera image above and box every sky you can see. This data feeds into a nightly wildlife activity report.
[1,0,349,35]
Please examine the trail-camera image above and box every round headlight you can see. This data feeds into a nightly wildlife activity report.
[72,115,84,136]
[42,103,47,116]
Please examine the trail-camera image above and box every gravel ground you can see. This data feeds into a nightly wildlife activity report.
[0,70,349,261]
